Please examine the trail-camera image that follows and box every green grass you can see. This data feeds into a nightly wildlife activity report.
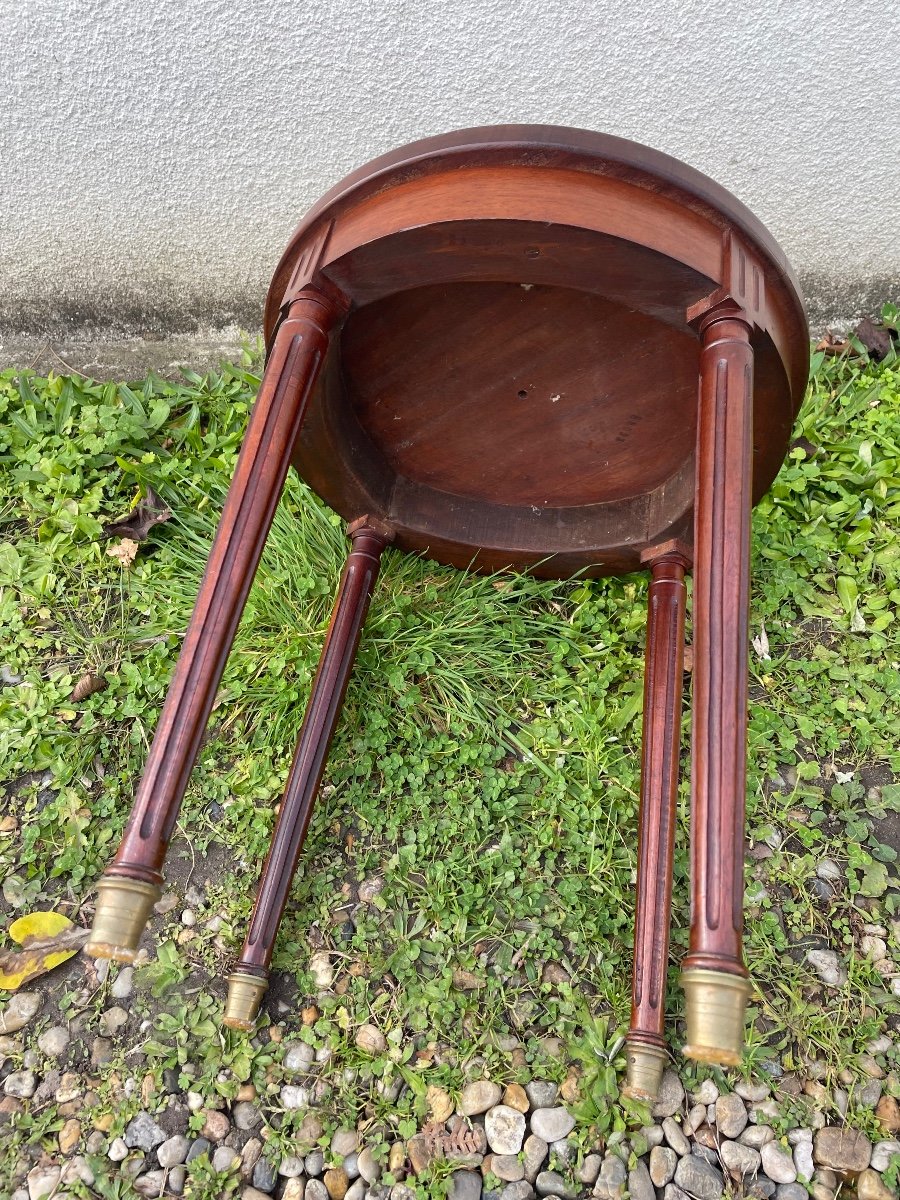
[1,311,899,1178]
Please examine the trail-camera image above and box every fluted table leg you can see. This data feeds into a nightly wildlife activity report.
[223,519,389,1029]
[681,302,754,1065]
[624,541,690,1100]
[86,286,347,962]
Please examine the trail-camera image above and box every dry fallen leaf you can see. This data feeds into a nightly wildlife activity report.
[106,538,139,567]
[102,487,172,542]
[855,317,893,362]
[71,671,108,702]
[0,911,87,990]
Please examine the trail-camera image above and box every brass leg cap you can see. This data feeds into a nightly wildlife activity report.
[622,1040,669,1101]
[223,972,268,1031]
[681,967,751,1066]
[85,877,161,963]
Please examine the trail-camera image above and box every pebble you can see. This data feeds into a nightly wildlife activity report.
[649,1147,677,1186]
[283,1181,306,1200]
[814,1127,871,1172]
[685,1104,706,1135]
[641,1124,665,1148]
[522,1134,548,1182]
[461,1080,503,1115]
[529,1107,575,1143]
[124,1111,166,1151]
[345,1182,365,1200]
[234,1101,263,1130]
[872,1140,900,1171]
[493,1155,525,1181]
[4,1069,36,1098]
[593,1154,627,1199]
[37,1025,70,1057]
[653,1071,686,1119]
[109,1137,129,1161]
[628,1161,654,1200]
[282,1085,312,1109]
[324,1166,350,1198]
[355,1024,386,1056]
[775,1186,807,1200]
[332,1129,359,1157]
[99,1005,129,1036]
[307,1181,330,1200]
[201,1109,230,1141]
[284,1042,316,1072]
[213,1145,239,1172]
[59,1116,81,1154]
[27,1165,61,1199]
[310,952,334,989]
[485,1105,527,1155]
[742,1125,775,1148]
[692,1080,719,1105]
[253,1157,279,1191]
[0,992,41,1034]
[761,1142,797,1184]
[525,1081,558,1108]
[278,1154,305,1178]
[793,1139,814,1180]
[721,1140,761,1178]
[449,1171,483,1200]
[55,1071,81,1103]
[307,1149,326,1176]
[715,1091,749,1138]
[536,1170,575,1198]
[502,1083,529,1113]
[244,1191,274,1200]
[662,1117,691,1157]
[857,1169,896,1200]
[357,1147,380,1182]
[673,1156,724,1200]
[806,949,847,987]
[500,1184,535,1200]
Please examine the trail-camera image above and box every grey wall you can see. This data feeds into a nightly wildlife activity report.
[2,0,897,338]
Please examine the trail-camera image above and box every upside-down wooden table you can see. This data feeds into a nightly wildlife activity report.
[86,125,809,1100]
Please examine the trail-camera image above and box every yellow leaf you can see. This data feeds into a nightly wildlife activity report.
[9,911,72,944]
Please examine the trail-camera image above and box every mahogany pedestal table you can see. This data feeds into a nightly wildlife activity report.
[85,125,809,1101]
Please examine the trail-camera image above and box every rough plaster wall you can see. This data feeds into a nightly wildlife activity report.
[2,0,897,337]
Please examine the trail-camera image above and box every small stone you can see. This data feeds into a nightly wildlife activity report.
[523,1135,548,1182]
[158,1134,191,1168]
[310,952,334,988]
[673,1155,724,1200]
[332,1129,359,1158]
[641,1124,665,1148]
[810,1189,834,1200]
[692,1080,720,1105]
[860,1080,884,1109]
[715,1092,749,1138]
[662,1116,691,1157]
[59,1117,81,1154]
[662,1188,691,1200]
[354,1023,386,1056]
[284,1042,316,1072]
[761,1142,797,1184]
[485,1105,527,1155]
[735,1081,770,1103]
[281,1085,311,1109]
[653,1070,686,1119]
[816,859,841,882]
[502,1083,529,1113]
[814,1127,871,1172]
[685,1104,707,1134]
[628,1161,655,1200]
[500,1184,535,1200]
[748,1182,777,1200]
[241,1137,263,1176]
[345,1182,365,1200]
[536,1169,575,1198]
[861,1054,886,1080]
[325,1166,350,1198]
[857,1168,896,1200]
[308,1182,330,1200]
[721,1140,761,1178]
[493,1155,525,1182]
[650,1147,678,1186]
[55,1071,82,1103]
[307,1149,326,1176]
[109,1137,129,1161]
[389,1142,406,1174]
[806,950,847,987]
[4,1070,36,1098]
[0,992,41,1034]
[135,1169,168,1196]
[775,1186,807,1200]
[449,1171,483,1200]
[110,965,134,999]
[234,1101,263,1131]
[253,1157,278,1191]
[27,1165,61,1200]
[244,1191,275,1200]
[525,1081,558,1108]
[38,1025,70,1057]
[186,1136,211,1162]
[580,1156,602,1185]
[793,1139,814,1181]
[357,1147,380,1183]
[124,1111,166,1152]
[742,1125,775,1148]
[872,1140,900,1171]
[99,1006,128,1036]
[427,1085,455,1122]
[201,1109,230,1141]
[213,1145,239,1172]
[529,1107,575,1143]
[461,1080,503,1116]
[693,1125,718,1150]
[593,1154,627,1199]
[750,1100,783,1125]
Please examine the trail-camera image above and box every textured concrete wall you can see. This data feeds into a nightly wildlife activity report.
[2,0,897,337]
